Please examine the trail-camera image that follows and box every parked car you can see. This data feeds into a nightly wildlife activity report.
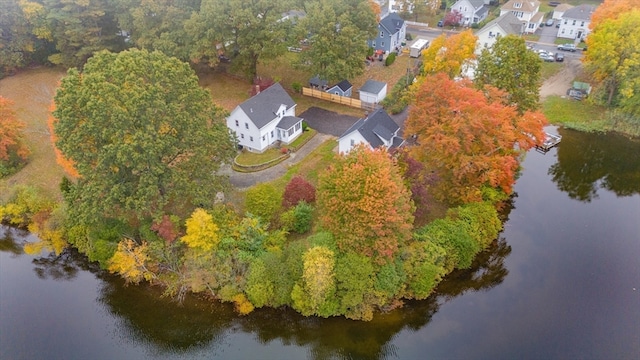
[555,52,564,62]
[437,20,444,27]
[556,22,561,28]
[546,19,554,26]
[557,43,577,52]
[549,1,561,6]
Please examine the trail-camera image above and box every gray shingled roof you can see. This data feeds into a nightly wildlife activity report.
[380,12,404,35]
[480,12,523,35]
[340,108,401,149]
[330,79,352,92]
[360,79,386,95]
[562,4,596,21]
[309,75,328,87]
[468,0,487,10]
[277,116,302,130]
[238,83,295,129]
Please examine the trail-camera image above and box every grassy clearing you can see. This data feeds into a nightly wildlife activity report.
[0,67,67,203]
[540,61,564,80]
[235,148,284,166]
[543,95,609,131]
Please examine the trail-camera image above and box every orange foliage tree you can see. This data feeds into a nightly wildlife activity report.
[0,96,30,163]
[419,30,477,78]
[590,0,640,29]
[47,102,79,178]
[368,0,381,21]
[316,145,414,263]
[405,73,548,204]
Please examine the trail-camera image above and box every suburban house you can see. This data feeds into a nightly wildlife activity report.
[557,4,596,40]
[500,0,543,34]
[327,80,353,97]
[309,75,328,90]
[451,0,489,26]
[475,12,524,53]
[226,83,303,153]
[338,108,403,154]
[369,12,406,54]
[359,79,387,104]
[552,3,573,20]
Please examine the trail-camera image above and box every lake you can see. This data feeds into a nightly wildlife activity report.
[1,128,639,359]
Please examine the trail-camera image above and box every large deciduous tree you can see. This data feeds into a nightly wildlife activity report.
[590,0,640,29]
[474,35,541,114]
[0,96,30,170]
[317,145,414,263]
[296,0,377,83]
[405,73,547,204]
[419,30,477,78]
[52,49,237,225]
[584,9,640,115]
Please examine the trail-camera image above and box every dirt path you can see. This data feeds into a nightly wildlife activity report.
[539,58,581,99]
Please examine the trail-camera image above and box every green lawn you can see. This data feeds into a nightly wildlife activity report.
[543,95,608,131]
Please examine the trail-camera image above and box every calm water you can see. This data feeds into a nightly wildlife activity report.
[1,129,639,360]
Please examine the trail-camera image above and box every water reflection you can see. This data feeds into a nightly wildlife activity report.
[548,129,640,201]
[0,226,25,256]
[10,227,511,360]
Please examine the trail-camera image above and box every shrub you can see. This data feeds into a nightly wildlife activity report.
[282,176,316,208]
[385,53,396,66]
[367,47,374,57]
[292,81,303,93]
[245,183,282,223]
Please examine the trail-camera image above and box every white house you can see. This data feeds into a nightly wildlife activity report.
[557,4,595,40]
[338,108,403,154]
[226,83,303,153]
[475,12,524,53]
[451,0,489,26]
[500,0,544,34]
[359,79,388,104]
[552,4,573,20]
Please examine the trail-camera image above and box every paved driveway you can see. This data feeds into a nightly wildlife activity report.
[298,107,361,136]
[537,22,560,46]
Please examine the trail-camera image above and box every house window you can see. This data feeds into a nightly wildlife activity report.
[514,2,522,8]
[235,120,239,127]
[250,136,253,142]
[240,134,244,139]
[288,128,294,136]
[380,31,384,38]
[350,139,355,146]
[564,20,568,24]
[372,41,376,47]
[262,135,265,141]
[529,23,535,29]
[381,42,384,47]
[572,20,576,25]
[271,130,274,138]
[581,21,585,26]
[561,29,565,34]
[245,122,249,129]
[570,29,573,35]
[295,122,301,130]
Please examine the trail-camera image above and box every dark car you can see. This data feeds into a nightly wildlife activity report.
[437,20,444,27]
[555,53,564,62]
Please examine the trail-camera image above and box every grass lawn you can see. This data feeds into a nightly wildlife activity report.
[543,95,608,131]
[540,61,564,80]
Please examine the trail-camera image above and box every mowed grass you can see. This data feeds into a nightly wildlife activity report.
[543,95,608,131]
[0,67,68,203]
[540,61,564,80]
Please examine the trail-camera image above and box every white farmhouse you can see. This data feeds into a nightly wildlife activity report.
[475,12,524,54]
[451,0,489,26]
[500,0,543,34]
[226,83,303,153]
[338,108,403,154]
[557,4,596,40]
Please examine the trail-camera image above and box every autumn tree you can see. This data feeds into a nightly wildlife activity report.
[444,9,463,26]
[584,10,640,116]
[589,0,640,29]
[282,176,316,208]
[317,145,414,263]
[47,103,79,178]
[405,73,547,204]
[291,245,336,316]
[0,97,30,175]
[475,35,542,114]
[419,30,477,78]
[296,0,377,82]
[52,49,237,226]
[0,0,39,76]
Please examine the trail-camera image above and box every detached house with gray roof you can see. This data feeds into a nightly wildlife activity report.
[369,12,406,54]
[475,12,525,53]
[451,0,489,26]
[557,4,596,40]
[500,0,543,34]
[226,83,303,153]
[338,108,403,154]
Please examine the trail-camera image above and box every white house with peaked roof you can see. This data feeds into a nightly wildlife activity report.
[359,79,387,104]
[557,4,596,40]
[338,108,403,154]
[451,0,489,26]
[500,0,543,34]
[369,12,406,54]
[552,3,573,20]
[475,12,524,53]
[226,83,303,153]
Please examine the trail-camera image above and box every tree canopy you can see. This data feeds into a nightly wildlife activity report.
[419,30,477,79]
[317,145,414,263]
[52,49,237,225]
[0,97,30,171]
[405,73,547,203]
[475,35,542,114]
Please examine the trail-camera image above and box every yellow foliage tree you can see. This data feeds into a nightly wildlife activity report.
[419,29,477,78]
[108,239,153,284]
[180,208,220,252]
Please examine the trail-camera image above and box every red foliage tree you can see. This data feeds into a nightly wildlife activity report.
[0,96,29,162]
[249,77,275,96]
[282,176,316,208]
[444,10,463,27]
[405,73,547,203]
[151,215,180,244]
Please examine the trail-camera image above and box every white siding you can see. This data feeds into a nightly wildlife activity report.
[339,131,369,154]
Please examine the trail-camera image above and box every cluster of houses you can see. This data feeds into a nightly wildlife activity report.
[226,1,596,156]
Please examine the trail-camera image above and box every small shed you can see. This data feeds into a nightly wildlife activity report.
[327,80,353,97]
[359,79,387,104]
[309,75,328,90]
[410,38,430,58]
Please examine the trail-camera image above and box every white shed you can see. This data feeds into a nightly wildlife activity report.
[359,79,387,104]
[410,38,430,58]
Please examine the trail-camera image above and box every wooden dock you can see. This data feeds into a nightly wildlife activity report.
[536,132,562,153]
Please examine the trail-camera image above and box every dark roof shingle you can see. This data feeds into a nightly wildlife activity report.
[238,83,295,129]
